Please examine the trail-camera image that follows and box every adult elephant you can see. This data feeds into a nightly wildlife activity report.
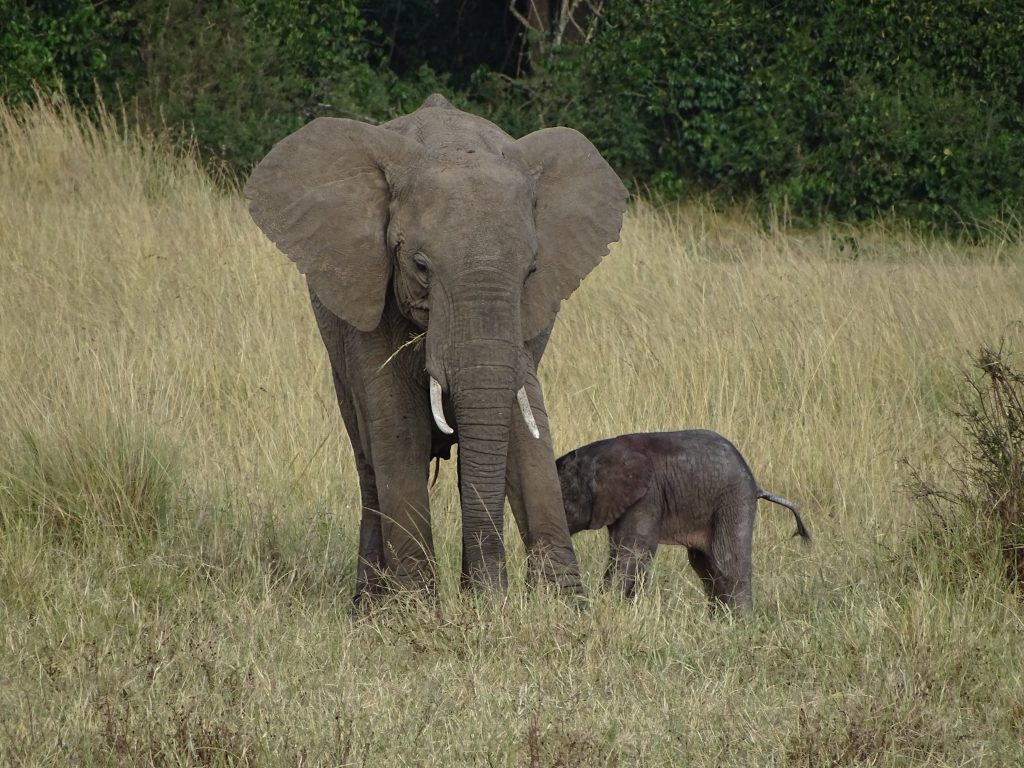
[245,94,626,602]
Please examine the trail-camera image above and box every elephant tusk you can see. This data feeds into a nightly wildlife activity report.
[430,377,454,435]
[517,386,540,439]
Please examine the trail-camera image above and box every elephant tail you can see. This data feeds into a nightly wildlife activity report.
[758,490,811,542]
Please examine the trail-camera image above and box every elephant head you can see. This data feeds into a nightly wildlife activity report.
[244,95,626,587]
[557,444,654,534]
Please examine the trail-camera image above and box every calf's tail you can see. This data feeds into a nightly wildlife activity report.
[758,490,811,542]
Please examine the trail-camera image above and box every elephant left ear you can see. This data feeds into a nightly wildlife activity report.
[591,448,653,529]
[516,127,628,341]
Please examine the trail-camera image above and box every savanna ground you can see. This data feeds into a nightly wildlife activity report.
[1,98,1023,766]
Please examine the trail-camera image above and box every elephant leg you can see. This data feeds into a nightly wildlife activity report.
[505,363,583,594]
[707,556,753,614]
[339,388,385,605]
[686,548,717,608]
[360,383,435,593]
[688,547,751,614]
[703,501,756,614]
[604,534,619,588]
[313,297,385,605]
[311,289,435,598]
[327,348,402,605]
[608,500,659,599]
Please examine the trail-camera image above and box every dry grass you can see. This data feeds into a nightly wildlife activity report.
[2,96,1023,766]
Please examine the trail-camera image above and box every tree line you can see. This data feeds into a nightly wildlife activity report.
[3,1,1022,231]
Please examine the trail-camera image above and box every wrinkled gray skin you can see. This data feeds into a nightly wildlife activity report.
[244,94,627,603]
[557,430,810,611]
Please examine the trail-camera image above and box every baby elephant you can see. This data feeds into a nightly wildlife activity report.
[556,430,810,612]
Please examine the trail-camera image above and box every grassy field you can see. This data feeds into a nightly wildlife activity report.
[2,98,1023,766]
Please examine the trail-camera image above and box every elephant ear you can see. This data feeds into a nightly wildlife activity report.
[516,127,628,341]
[590,448,653,529]
[244,118,423,332]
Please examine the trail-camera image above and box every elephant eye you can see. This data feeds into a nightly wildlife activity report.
[525,262,538,282]
[413,254,429,274]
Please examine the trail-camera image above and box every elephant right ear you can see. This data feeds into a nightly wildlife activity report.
[591,448,653,529]
[516,127,628,342]
[244,118,423,332]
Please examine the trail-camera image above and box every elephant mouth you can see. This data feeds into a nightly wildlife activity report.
[407,301,429,327]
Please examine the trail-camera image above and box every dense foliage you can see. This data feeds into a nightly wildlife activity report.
[2,0,1022,229]
[0,0,449,172]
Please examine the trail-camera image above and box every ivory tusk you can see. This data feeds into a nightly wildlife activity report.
[430,377,454,434]
[517,386,540,439]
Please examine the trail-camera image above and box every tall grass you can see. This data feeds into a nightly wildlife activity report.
[1,97,1023,765]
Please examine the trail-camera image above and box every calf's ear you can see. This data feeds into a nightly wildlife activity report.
[590,449,652,529]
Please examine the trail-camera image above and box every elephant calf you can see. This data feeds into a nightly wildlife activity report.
[556,430,810,611]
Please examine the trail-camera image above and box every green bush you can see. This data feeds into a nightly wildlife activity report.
[0,1,452,179]
[3,1,1023,228]
[124,0,402,176]
[500,0,1024,230]
[0,0,135,101]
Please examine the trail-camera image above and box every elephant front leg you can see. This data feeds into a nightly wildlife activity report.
[323,357,387,607]
[608,501,660,599]
[505,369,584,594]
[310,291,436,601]
[335,387,429,604]
[351,365,436,596]
[366,417,436,594]
[352,457,385,606]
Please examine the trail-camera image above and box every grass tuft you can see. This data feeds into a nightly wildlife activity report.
[0,409,181,546]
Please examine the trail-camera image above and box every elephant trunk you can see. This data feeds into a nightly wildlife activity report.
[431,275,522,590]
[451,346,516,589]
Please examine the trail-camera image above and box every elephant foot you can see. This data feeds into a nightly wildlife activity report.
[353,555,437,611]
[460,556,509,593]
[525,543,586,597]
[350,585,439,619]
[350,586,379,616]
[352,555,386,610]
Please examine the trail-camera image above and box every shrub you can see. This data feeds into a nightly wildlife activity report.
[959,344,1024,585]
[0,1,451,179]
[124,0,386,176]
[502,0,1024,230]
[0,0,135,102]
[907,340,1024,591]
[4,1,1023,227]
